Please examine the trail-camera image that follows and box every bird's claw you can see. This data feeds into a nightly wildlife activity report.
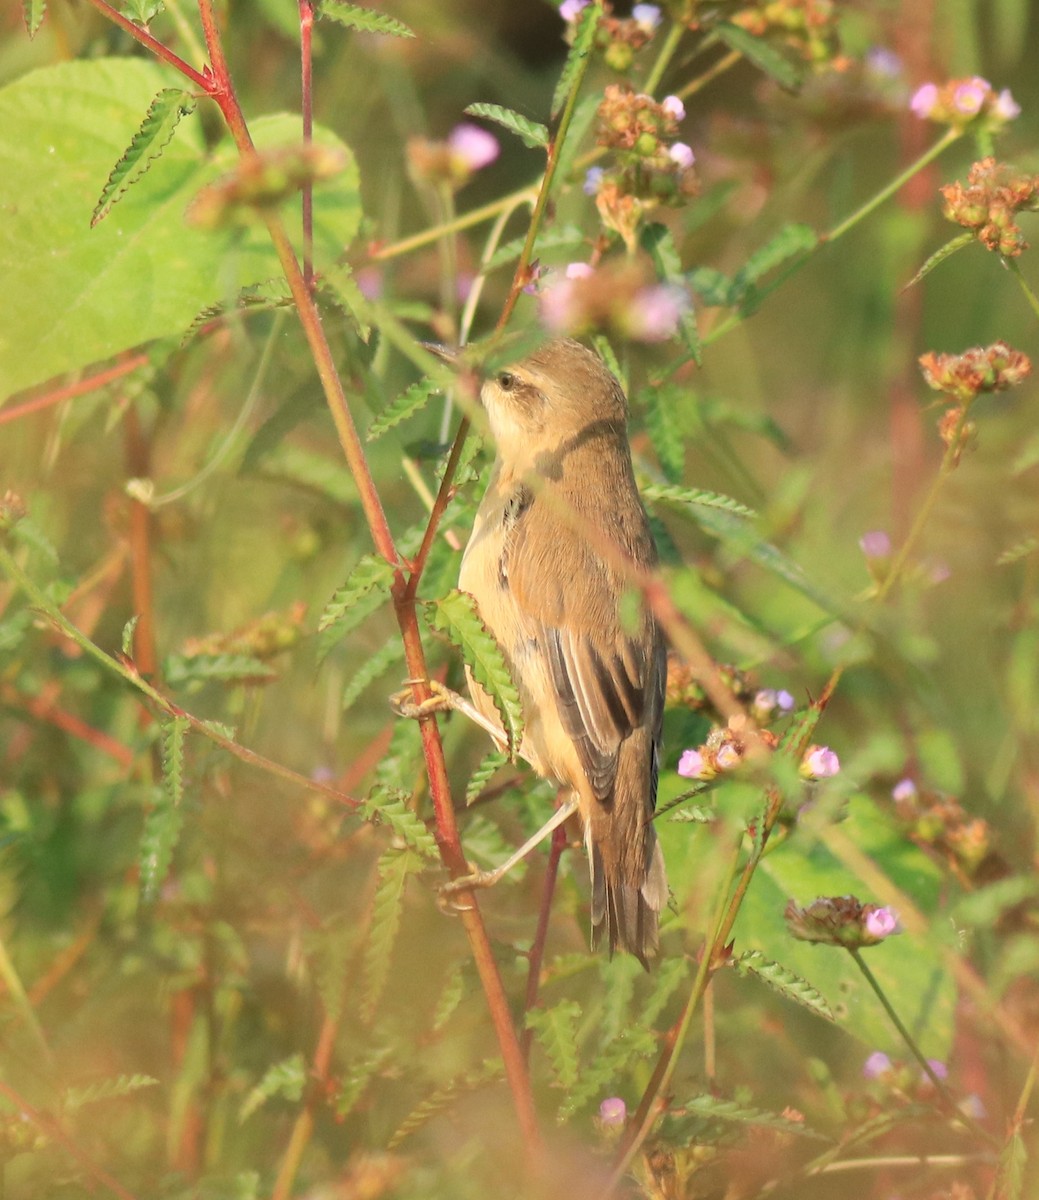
[436,866,496,914]
[389,679,460,720]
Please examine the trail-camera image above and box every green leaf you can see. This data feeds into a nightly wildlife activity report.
[342,637,405,710]
[317,554,396,655]
[484,226,584,274]
[903,231,975,291]
[361,848,421,1023]
[463,103,548,150]
[318,1,415,37]
[0,60,361,401]
[335,1047,393,1119]
[551,3,599,119]
[387,1060,501,1149]
[121,615,139,658]
[139,716,188,902]
[239,1054,306,1124]
[361,789,439,861]
[465,750,509,805]
[998,536,1039,566]
[732,950,836,1022]
[164,653,278,691]
[731,223,818,313]
[642,483,757,520]
[22,0,46,38]
[321,262,372,342]
[642,387,685,484]
[715,20,804,90]
[63,1074,159,1111]
[641,223,701,364]
[430,590,523,755]
[525,999,582,1090]
[92,89,195,225]
[679,1093,828,1139]
[688,265,734,307]
[367,377,442,441]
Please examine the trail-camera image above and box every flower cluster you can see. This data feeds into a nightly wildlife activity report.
[561,2,664,72]
[587,84,697,248]
[406,123,500,190]
[940,157,1039,258]
[538,258,690,343]
[665,659,758,712]
[784,895,901,948]
[910,76,1020,130]
[677,715,779,781]
[729,0,847,71]
[890,778,991,875]
[918,342,1031,462]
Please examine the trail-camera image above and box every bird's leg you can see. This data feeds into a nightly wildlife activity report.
[438,793,581,910]
[390,679,510,753]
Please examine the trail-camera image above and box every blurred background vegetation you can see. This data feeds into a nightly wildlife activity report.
[2,1,1039,1197]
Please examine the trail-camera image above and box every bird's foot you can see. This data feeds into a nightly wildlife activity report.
[437,865,502,913]
[389,679,465,720]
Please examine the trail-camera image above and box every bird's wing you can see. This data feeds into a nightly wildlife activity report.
[506,500,664,803]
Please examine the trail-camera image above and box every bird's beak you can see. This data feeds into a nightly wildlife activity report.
[422,342,459,366]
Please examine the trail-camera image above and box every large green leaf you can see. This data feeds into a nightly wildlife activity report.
[0,58,361,401]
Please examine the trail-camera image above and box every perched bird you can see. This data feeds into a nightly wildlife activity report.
[457,338,668,965]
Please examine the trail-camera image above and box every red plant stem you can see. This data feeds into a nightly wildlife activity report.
[0,1079,140,1200]
[272,1008,340,1200]
[299,0,315,289]
[82,0,210,90]
[521,822,567,1063]
[0,683,134,767]
[0,354,147,426]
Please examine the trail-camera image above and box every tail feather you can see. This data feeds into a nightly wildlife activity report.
[589,829,666,969]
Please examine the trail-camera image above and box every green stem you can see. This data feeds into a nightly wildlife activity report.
[824,127,961,245]
[643,19,685,95]
[1005,257,1039,325]
[0,934,53,1067]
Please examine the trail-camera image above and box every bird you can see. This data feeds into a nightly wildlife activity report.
[455,337,668,966]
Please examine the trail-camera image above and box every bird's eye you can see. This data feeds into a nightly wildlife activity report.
[496,371,516,392]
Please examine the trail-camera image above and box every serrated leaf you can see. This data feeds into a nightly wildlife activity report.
[715,20,804,90]
[92,89,196,226]
[668,804,716,824]
[120,0,164,22]
[361,848,421,1023]
[367,377,442,441]
[432,966,467,1031]
[642,483,757,520]
[361,788,439,860]
[387,1060,502,1149]
[591,334,624,392]
[688,265,734,307]
[465,750,509,805]
[197,718,236,740]
[317,554,396,655]
[63,1074,158,1111]
[430,590,523,755]
[342,637,405,709]
[552,3,599,118]
[336,1047,393,1119]
[22,0,46,38]
[464,103,548,150]
[321,262,372,342]
[679,1093,828,1138]
[186,277,293,344]
[139,716,188,901]
[318,1,415,37]
[732,950,835,1022]
[484,226,584,274]
[121,615,139,657]
[731,223,818,302]
[12,515,59,564]
[903,231,975,291]
[998,536,1039,566]
[239,1054,306,1124]
[164,653,278,690]
[525,999,582,1090]
[641,224,701,364]
[642,387,685,483]
[558,1027,657,1120]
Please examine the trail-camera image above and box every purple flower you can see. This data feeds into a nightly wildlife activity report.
[859,530,891,559]
[865,47,902,79]
[910,82,939,118]
[565,261,594,280]
[599,1096,627,1125]
[583,167,605,196]
[776,690,795,712]
[951,76,990,116]
[892,777,917,803]
[632,5,662,32]
[994,88,1021,121]
[802,746,840,779]
[863,1050,892,1079]
[447,123,500,171]
[677,748,705,778]
[626,284,689,342]
[661,94,685,121]
[355,266,383,301]
[925,1058,948,1081]
[716,743,741,771]
[560,0,588,22]
[668,142,695,170]
[864,906,899,939]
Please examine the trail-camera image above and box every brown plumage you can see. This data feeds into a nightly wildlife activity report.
[458,339,667,965]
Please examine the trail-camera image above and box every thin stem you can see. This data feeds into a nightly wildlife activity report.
[299,0,315,289]
[0,934,53,1066]
[1005,257,1039,324]
[643,19,685,96]
[521,823,567,1063]
[82,0,210,89]
[0,354,148,427]
[372,185,540,263]
[676,48,742,102]
[824,127,961,245]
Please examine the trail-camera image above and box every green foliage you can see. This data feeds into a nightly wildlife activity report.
[677,1093,829,1139]
[239,1054,306,1123]
[63,1074,159,1111]
[731,950,836,1022]
[367,376,442,440]
[318,1,415,38]
[714,21,804,90]
[139,716,188,902]
[361,847,423,1023]
[525,999,582,1091]
[551,2,598,118]
[463,103,548,151]
[641,223,702,364]
[317,553,396,655]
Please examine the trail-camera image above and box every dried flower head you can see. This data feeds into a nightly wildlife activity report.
[939,158,1039,257]
[407,123,500,189]
[729,0,846,71]
[785,895,902,948]
[918,342,1032,404]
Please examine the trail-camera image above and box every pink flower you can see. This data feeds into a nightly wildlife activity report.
[539,279,580,332]
[677,748,705,778]
[801,746,840,779]
[626,284,689,341]
[859,530,891,558]
[560,0,588,21]
[599,1096,627,1125]
[447,123,500,171]
[910,82,939,118]
[716,744,741,771]
[668,142,695,170]
[952,76,990,116]
[565,261,594,279]
[994,88,1021,121]
[863,1050,892,1079]
[891,778,917,802]
[864,906,899,939]
[661,94,685,121]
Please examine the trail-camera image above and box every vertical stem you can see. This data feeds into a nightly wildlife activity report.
[123,405,159,680]
[299,0,315,289]
[521,823,567,1063]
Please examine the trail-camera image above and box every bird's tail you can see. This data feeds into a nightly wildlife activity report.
[587,730,668,968]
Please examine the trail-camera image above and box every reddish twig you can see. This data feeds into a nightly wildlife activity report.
[81,0,210,90]
[299,0,316,290]
[0,355,147,427]
[0,682,135,768]
[521,822,567,1063]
